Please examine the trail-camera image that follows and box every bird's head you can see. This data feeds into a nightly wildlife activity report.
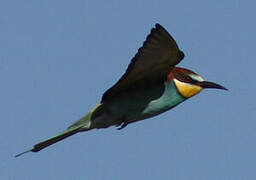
[168,67,227,98]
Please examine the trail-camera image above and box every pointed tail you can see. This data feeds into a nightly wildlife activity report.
[15,110,95,157]
[15,126,81,157]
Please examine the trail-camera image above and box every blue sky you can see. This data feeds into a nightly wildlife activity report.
[1,0,255,179]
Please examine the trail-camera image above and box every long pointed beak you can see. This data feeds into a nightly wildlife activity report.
[199,81,228,90]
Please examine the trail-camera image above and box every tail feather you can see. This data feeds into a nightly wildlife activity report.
[31,127,81,153]
[15,126,81,157]
[15,104,103,157]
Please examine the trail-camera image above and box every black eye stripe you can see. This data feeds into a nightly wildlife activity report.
[175,73,192,83]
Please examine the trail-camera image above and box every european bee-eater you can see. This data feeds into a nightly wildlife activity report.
[16,24,227,157]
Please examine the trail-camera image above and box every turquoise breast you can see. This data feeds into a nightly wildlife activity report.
[139,81,186,120]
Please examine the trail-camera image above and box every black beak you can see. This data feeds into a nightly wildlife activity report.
[199,81,228,90]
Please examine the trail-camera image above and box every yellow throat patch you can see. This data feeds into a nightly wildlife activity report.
[173,79,203,98]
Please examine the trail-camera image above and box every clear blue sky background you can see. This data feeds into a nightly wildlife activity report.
[1,0,255,179]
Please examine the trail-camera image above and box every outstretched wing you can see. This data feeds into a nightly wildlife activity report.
[101,24,184,102]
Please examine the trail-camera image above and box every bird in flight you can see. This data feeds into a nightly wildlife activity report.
[16,24,227,157]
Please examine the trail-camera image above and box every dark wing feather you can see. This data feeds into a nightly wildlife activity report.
[101,24,184,102]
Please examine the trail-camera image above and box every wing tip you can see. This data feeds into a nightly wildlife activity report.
[155,23,185,61]
[155,23,162,29]
[154,23,167,33]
